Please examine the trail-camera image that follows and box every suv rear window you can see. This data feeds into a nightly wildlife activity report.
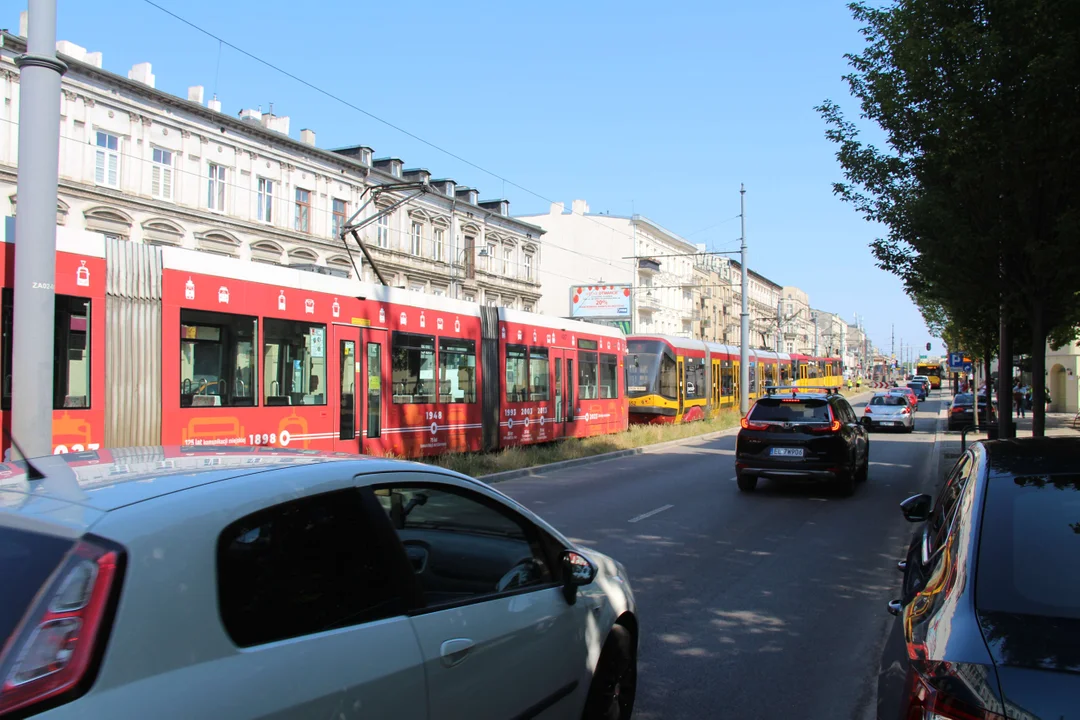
[749,398,830,422]
[0,526,75,647]
[976,474,1080,619]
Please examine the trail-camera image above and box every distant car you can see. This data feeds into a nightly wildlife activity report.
[947,392,996,431]
[890,386,919,408]
[863,393,915,433]
[736,389,870,495]
[0,448,638,720]
[905,382,928,401]
[878,437,1080,720]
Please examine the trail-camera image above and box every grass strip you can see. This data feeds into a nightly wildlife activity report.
[423,409,742,478]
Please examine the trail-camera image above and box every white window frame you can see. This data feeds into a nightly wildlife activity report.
[411,221,423,256]
[486,242,496,271]
[331,198,347,238]
[95,131,120,188]
[524,253,533,281]
[377,214,389,248]
[295,187,311,233]
[433,228,445,262]
[207,162,226,212]
[151,147,174,200]
[257,178,274,223]
[503,248,513,276]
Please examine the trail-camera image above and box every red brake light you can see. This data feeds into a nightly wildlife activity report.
[901,406,911,415]
[740,416,769,431]
[864,406,872,414]
[809,405,842,433]
[0,540,123,716]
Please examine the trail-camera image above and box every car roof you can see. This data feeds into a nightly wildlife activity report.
[982,437,1080,479]
[0,447,435,517]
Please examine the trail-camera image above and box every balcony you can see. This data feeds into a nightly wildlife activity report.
[638,258,661,274]
[638,293,661,312]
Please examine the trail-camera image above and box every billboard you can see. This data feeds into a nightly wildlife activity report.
[570,285,632,319]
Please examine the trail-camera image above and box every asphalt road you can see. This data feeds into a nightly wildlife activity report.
[498,391,946,720]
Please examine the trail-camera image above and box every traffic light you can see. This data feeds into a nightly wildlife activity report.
[926,342,931,351]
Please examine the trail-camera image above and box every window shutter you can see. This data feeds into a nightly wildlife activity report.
[151,165,161,197]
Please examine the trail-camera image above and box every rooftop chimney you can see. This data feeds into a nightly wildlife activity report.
[300,128,316,146]
[550,201,565,215]
[84,51,102,68]
[571,199,589,215]
[55,41,87,62]
[208,95,222,113]
[187,86,205,105]
[19,11,27,37]
[261,113,290,135]
[239,108,262,124]
[128,62,156,88]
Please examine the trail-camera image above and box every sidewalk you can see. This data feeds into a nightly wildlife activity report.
[934,411,1080,483]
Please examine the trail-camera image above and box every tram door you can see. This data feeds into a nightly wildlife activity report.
[676,356,685,418]
[551,350,567,440]
[361,328,387,455]
[334,325,362,453]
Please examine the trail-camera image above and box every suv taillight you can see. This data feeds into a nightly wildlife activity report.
[809,406,842,433]
[0,539,124,716]
[908,672,1006,720]
[740,416,769,431]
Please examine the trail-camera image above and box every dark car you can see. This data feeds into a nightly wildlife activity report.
[947,392,996,431]
[878,437,1080,720]
[905,382,928,401]
[735,388,869,495]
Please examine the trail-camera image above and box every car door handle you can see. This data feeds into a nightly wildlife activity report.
[440,638,475,668]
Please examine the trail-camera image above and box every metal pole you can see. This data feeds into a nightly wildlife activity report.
[775,298,781,354]
[12,0,66,459]
[739,185,749,415]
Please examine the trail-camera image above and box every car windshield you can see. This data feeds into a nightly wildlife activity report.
[871,395,906,407]
[976,473,1080,620]
[749,398,830,422]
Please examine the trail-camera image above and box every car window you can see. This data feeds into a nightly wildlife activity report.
[217,488,407,647]
[749,398,830,422]
[931,452,975,552]
[977,473,1080,619]
[837,399,857,423]
[374,484,555,608]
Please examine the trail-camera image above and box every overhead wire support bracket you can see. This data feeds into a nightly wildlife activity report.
[337,181,434,287]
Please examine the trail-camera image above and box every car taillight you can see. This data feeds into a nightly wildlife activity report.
[740,416,770,431]
[0,539,123,716]
[951,406,965,413]
[864,406,872,414]
[901,406,911,415]
[908,672,1007,720]
[809,406,842,433]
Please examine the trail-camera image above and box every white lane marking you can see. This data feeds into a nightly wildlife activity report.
[628,504,674,523]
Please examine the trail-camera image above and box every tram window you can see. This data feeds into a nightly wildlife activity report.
[720,363,734,397]
[263,319,326,406]
[54,296,92,410]
[1,289,11,410]
[690,360,707,399]
[180,309,257,408]
[659,353,678,399]
[764,363,776,388]
[529,348,550,401]
[391,332,435,404]
[578,352,599,400]
[599,353,619,399]
[438,338,476,404]
[505,344,529,403]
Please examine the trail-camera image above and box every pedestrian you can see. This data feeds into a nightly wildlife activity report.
[1013,381,1025,418]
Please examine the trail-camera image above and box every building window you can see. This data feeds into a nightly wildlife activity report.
[432,286,446,297]
[463,293,475,303]
[391,332,435,404]
[433,228,445,262]
[94,131,119,188]
[524,254,533,281]
[208,163,226,211]
[377,214,389,248]
[295,188,311,233]
[503,247,513,276]
[523,303,534,313]
[263,319,326,406]
[599,353,619,399]
[332,198,347,237]
[179,309,257,408]
[257,178,274,223]
[487,243,496,270]
[438,339,476,403]
[411,222,423,256]
[151,148,173,200]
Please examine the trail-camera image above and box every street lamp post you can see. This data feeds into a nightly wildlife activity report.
[739,185,749,415]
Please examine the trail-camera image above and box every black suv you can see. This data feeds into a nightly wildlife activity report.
[735,389,870,495]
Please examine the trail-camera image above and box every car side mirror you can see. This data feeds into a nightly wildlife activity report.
[900,493,932,523]
[561,550,597,605]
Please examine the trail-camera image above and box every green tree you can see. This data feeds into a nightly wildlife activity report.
[819,0,1080,435]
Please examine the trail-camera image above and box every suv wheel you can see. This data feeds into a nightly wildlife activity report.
[736,473,758,492]
[835,463,856,496]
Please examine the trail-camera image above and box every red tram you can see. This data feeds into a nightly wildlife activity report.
[0,233,627,457]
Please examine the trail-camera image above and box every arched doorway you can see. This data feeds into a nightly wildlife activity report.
[1049,364,1067,412]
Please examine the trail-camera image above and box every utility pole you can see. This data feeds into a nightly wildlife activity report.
[891,324,895,378]
[13,0,66,458]
[739,185,749,415]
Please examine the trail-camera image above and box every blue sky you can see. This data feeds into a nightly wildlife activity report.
[37,0,935,355]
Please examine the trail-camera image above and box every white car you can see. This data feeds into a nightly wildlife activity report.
[862,392,915,432]
[0,448,638,719]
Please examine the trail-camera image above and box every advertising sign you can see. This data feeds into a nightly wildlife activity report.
[570,285,632,319]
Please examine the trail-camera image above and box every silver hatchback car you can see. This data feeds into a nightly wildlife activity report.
[0,447,638,719]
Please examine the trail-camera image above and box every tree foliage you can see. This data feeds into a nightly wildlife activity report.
[819,0,1080,435]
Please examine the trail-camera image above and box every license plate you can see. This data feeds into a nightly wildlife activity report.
[881,421,896,426]
[770,447,805,457]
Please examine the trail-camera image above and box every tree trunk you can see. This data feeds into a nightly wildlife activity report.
[1031,304,1047,437]
[998,307,1013,438]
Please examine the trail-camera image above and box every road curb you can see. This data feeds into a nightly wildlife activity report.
[479,424,742,485]
[481,390,879,485]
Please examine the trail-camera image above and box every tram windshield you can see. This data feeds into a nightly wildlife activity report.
[626,340,678,399]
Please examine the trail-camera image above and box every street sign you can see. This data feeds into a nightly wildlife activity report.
[948,351,971,372]
[962,362,973,374]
